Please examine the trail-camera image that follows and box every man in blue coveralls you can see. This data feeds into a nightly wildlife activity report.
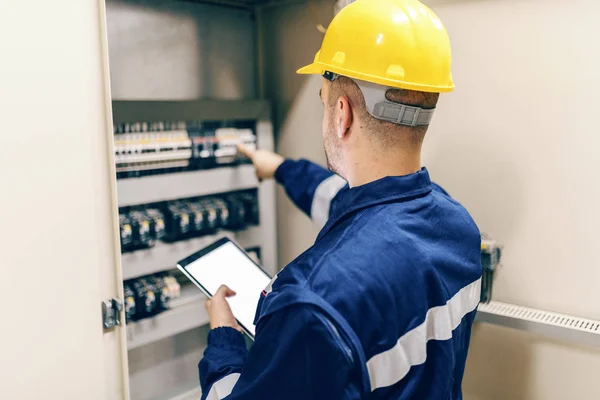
[198,0,482,398]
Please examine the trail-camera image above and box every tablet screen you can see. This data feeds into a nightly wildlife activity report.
[177,238,271,338]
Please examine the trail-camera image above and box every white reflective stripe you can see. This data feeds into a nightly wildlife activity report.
[264,274,278,294]
[310,174,347,228]
[205,373,241,400]
[367,278,481,391]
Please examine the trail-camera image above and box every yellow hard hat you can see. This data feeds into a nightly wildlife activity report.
[297,0,454,93]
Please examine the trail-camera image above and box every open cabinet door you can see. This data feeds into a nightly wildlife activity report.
[0,1,128,399]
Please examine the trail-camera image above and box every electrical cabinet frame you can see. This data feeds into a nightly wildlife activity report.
[111,100,278,399]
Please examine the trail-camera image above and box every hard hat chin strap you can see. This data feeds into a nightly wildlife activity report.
[323,71,435,127]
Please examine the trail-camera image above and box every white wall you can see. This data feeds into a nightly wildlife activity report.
[423,0,600,398]
[263,0,600,398]
[424,0,600,319]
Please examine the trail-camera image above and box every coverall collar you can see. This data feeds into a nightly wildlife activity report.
[318,167,433,240]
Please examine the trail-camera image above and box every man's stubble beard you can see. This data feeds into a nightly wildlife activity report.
[324,121,341,176]
[324,144,336,174]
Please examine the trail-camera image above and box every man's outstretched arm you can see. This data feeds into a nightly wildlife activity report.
[238,145,347,228]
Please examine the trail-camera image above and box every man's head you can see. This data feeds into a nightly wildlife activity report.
[297,0,453,183]
[319,76,439,178]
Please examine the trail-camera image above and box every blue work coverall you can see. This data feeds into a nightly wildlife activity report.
[199,159,482,400]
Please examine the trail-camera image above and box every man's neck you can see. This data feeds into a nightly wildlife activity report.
[344,148,422,188]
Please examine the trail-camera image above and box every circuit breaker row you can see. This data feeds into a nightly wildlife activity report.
[123,274,181,322]
[113,120,256,178]
[119,190,259,252]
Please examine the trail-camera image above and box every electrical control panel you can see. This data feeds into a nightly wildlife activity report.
[119,189,259,252]
[112,100,277,400]
[114,120,257,178]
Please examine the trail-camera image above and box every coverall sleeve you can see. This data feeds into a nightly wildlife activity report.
[199,305,357,400]
[274,159,348,227]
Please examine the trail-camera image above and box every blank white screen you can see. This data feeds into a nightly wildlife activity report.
[184,242,270,336]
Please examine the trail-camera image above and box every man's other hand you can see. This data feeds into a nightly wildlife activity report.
[206,285,243,332]
[237,144,284,180]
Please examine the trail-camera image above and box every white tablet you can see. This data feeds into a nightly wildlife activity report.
[177,237,271,339]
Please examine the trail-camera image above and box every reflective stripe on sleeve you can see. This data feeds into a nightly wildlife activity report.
[205,373,241,400]
[310,174,347,228]
[367,278,482,391]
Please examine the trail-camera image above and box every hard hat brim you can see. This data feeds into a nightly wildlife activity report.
[296,62,322,75]
[297,61,454,92]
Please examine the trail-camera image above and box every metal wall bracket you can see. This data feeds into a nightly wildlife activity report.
[477,301,600,348]
[102,298,124,330]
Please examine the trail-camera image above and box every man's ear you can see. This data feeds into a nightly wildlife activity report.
[336,96,353,139]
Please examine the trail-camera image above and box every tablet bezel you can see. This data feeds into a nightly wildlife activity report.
[176,236,272,340]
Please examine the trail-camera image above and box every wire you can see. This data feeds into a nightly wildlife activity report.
[307,0,328,34]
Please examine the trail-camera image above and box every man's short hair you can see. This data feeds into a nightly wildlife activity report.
[327,77,439,147]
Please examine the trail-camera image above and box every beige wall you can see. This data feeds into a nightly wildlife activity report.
[262,0,600,398]
[425,0,600,398]
[425,0,600,319]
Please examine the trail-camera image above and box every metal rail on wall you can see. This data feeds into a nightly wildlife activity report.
[477,301,600,348]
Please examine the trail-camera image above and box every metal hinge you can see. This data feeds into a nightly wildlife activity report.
[102,298,124,330]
